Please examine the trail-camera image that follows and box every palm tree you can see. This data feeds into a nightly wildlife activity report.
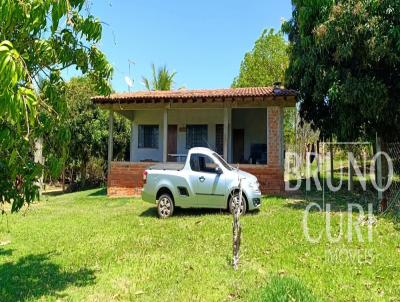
[142,64,177,91]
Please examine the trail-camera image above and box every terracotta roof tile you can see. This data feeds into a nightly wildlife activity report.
[92,87,297,104]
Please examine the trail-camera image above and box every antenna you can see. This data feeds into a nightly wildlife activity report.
[202,137,212,150]
[125,59,135,92]
[125,76,133,89]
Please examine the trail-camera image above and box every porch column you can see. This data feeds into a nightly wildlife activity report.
[108,110,114,173]
[163,109,168,162]
[280,107,285,168]
[223,107,229,160]
[228,108,232,163]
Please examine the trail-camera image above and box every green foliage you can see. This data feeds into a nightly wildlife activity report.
[283,0,400,141]
[0,128,42,212]
[233,29,296,145]
[251,276,320,302]
[142,64,177,91]
[65,76,130,186]
[66,77,107,165]
[232,29,288,87]
[284,109,296,146]
[0,0,112,211]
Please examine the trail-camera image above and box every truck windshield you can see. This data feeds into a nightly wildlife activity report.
[212,152,233,171]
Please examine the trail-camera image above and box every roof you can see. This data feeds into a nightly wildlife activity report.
[92,87,297,104]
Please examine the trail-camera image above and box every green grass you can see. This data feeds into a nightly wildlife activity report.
[250,276,319,302]
[1,188,400,301]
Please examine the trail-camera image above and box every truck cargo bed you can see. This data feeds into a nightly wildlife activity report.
[148,163,185,171]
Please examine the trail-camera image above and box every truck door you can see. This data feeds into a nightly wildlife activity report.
[188,153,226,208]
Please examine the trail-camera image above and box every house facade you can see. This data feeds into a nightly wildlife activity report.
[92,87,296,196]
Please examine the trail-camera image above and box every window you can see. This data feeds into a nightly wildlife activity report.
[190,153,218,173]
[138,125,159,148]
[215,124,223,155]
[186,125,208,149]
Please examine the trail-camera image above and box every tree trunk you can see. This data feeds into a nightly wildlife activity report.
[62,168,65,193]
[316,140,320,180]
[330,137,334,183]
[348,162,354,191]
[34,138,44,194]
[80,162,87,187]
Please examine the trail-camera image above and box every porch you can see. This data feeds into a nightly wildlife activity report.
[92,87,296,196]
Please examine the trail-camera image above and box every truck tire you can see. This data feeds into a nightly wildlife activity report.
[157,193,174,218]
[229,192,247,215]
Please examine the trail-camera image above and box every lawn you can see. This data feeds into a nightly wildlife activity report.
[0,189,400,301]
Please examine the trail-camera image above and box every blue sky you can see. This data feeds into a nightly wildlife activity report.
[65,0,293,92]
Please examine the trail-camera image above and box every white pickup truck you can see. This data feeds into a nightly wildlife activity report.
[141,147,261,218]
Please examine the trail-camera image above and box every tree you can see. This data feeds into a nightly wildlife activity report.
[65,76,130,187]
[282,0,400,143]
[232,29,296,146]
[232,29,289,88]
[142,64,177,91]
[0,0,112,212]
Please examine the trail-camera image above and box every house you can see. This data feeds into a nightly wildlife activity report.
[92,86,297,196]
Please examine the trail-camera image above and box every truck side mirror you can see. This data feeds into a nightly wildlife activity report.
[215,166,223,174]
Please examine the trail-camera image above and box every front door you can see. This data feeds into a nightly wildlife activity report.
[167,125,177,162]
[188,153,226,208]
[233,129,244,163]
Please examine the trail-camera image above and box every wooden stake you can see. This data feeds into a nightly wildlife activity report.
[233,178,242,270]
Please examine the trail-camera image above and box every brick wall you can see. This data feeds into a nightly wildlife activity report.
[107,162,284,196]
[107,162,152,197]
[239,164,284,194]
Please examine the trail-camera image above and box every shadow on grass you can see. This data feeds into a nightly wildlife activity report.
[284,178,378,213]
[175,207,227,217]
[42,187,107,198]
[0,248,13,256]
[42,187,107,197]
[140,206,260,218]
[0,253,95,302]
[88,187,107,196]
[42,190,65,197]
[139,207,224,218]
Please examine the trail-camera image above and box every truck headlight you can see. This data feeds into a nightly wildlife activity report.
[249,181,260,191]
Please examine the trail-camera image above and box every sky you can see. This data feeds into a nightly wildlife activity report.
[65,0,293,92]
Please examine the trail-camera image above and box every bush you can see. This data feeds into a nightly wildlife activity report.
[251,276,320,302]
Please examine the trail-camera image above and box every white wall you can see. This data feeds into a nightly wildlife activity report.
[130,109,225,162]
[129,108,268,163]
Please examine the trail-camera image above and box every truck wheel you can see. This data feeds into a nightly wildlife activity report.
[157,194,174,218]
[229,192,247,215]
